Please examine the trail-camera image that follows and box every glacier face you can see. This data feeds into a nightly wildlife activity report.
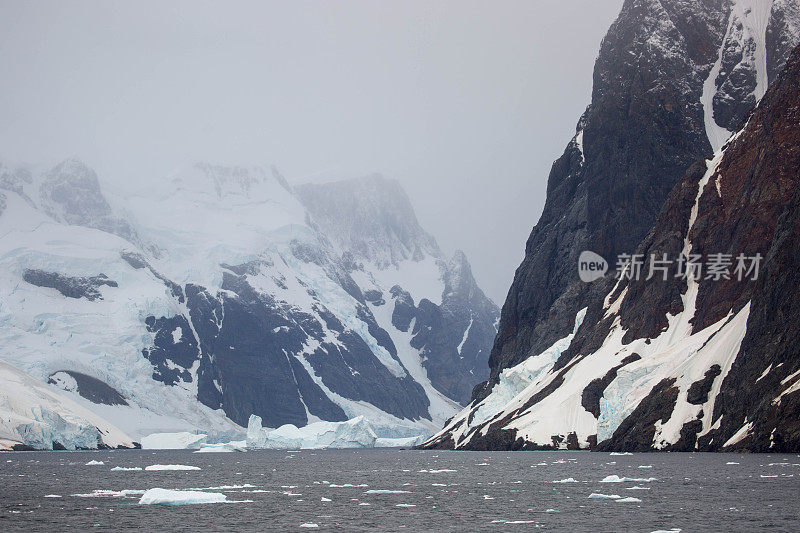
[0,160,498,449]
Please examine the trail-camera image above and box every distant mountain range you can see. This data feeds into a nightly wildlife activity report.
[0,160,498,450]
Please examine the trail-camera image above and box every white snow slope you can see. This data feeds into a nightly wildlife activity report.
[430,143,752,451]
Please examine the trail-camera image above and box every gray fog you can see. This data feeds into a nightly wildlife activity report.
[0,0,623,304]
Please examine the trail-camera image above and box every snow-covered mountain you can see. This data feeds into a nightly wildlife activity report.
[424,0,800,452]
[0,160,498,449]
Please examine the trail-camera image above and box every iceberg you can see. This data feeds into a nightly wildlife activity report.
[138,488,226,505]
[375,435,425,448]
[246,415,377,449]
[193,441,246,453]
[141,432,207,450]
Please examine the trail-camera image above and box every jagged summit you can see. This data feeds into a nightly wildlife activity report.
[295,175,441,268]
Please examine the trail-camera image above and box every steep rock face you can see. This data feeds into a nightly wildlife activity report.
[480,0,731,402]
[297,176,500,405]
[38,159,142,246]
[425,0,800,451]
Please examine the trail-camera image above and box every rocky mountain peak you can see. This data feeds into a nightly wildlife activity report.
[295,175,441,268]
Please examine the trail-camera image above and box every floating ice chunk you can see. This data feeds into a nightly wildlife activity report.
[552,478,579,483]
[418,469,457,473]
[616,497,642,503]
[626,486,650,490]
[85,460,104,466]
[588,493,621,499]
[395,503,416,507]
[110,466,142,471]
[73,489,146,498]
[726,462,739,465]
[364,489,410,494]
[330,483,368,488]
[609,452,633,456]
[299,524,319,529]
[544,509,559,513]
[504,521,537,524]
[600,475,656,483]
[321,497,331,502]
[188,484,256,491]
[650,529,681,533]
[141,432,207,450]
[638,465,653,469]
[194,441,246,453]
[139,488,226,505]
[144,464,201,471]
[44,494,62,498]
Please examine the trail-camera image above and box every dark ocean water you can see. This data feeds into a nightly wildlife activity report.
[1,449,799,532]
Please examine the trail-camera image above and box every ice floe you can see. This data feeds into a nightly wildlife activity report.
[110,466,142,471]
[616,497,642,503]
[552,478,579,483]
[73,489,146,498]
[138,488,226,505]
[144,464,201,471]
[364,489,410,494]
[600,475,656,483]
[84,460,104,466]
[588,493,621,499]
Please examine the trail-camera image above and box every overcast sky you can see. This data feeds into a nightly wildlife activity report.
[0,0,623,304]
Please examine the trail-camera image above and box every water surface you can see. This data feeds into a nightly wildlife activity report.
[1,450,799,531]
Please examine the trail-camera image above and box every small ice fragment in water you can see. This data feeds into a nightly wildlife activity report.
[726,462,739,465]
[364,490,410,494]
[110,467,142,471]
[395,504,416,507]
[85,460,104,466]
[299,524,319,528]
[321,497,331,502]
[600,475,656,483]
[144,464,201,471]
[588,493,621,499]
[552,478,579,483]
[616,497,642,503]
[44,494,62,498]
